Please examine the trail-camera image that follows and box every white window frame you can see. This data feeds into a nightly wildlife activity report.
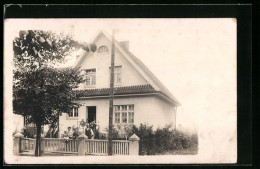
[67,107,79,120]
[110,66,122,86]
[84,69,96,88]
[113,105,134,124]
[114,106,120,123]
[128,105,134,123]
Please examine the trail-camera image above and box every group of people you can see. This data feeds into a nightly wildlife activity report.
[64,123,94,139]
[63,126,78,139]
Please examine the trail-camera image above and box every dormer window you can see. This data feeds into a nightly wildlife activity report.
[85,69,96,88]
[97,46,109,53]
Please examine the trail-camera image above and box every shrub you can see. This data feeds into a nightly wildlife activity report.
[94,123,198,155]
[94,128,106,139]
[127,123,197,155]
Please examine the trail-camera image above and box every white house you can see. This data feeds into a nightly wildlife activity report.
[58,31,181,137]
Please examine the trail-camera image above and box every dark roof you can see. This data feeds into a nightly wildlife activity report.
[74,84,156,97]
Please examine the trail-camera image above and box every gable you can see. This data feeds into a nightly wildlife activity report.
[75,33,149,89]
[74,31,180,106]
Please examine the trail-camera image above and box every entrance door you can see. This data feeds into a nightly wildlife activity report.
[87,106,96,123]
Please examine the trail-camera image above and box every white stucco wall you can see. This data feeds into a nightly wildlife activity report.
[77,34,148,89]
[13,114,51,137]
[59,95,176,137]
[13,114,24,133]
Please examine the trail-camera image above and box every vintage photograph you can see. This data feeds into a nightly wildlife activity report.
[4,19,237,164]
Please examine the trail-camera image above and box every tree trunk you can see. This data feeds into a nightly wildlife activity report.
[35,123,42,156]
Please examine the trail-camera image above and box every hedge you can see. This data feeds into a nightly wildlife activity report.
[95,123,198,155]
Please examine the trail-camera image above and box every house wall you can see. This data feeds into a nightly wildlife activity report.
[13,114,51,137]
[59,95,176,137]
[112,95,176,130]
[58,34,177,137]
[13,114,24,133]
[77,34,148,89]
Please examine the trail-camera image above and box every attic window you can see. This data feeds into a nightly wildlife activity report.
[85,69,96,88]
[110,66,122,86]
[97,46,109,53]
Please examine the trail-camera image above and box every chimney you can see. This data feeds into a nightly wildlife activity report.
[120,41,130,50]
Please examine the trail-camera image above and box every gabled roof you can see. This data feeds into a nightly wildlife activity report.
[73,31,180,106]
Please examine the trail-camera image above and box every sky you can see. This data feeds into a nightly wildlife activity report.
[5,18,237,163]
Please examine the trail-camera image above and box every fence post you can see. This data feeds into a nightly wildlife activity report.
[13,132,24,155]
[41,138,45,154]
[129,134,140,155]
[77,133,88,156]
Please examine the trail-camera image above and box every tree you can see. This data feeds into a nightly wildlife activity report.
[12,30,90,156]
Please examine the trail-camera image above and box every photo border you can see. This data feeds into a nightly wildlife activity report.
[2,2,253,168]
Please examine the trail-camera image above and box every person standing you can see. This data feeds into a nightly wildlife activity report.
[72,126,78,151]
[72,126,79,139]
[67,127,73,139]
[85,123,94,139]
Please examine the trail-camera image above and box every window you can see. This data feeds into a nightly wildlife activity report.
[97,46,109,53]
[114,106,120,123]
[122,112,127,123]
[115,112,120,123]
[114,66,122,86]
[24,115,30,124]
[113,105,134,124]
[85,69,96,88]
[110,66,122,86]
[68,111,73,117]
[128,105,134,123]
[68,107,79,118]
[74,107,78,117]
[128,112,134,123]
[24,115,35,127]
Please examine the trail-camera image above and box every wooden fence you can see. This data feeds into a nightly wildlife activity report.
[112,140,129,155]
[85,139,108,155]
[20,138,35,152]
[84,139,129,155]
[42,138,78,153]
[14,133,139,156]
